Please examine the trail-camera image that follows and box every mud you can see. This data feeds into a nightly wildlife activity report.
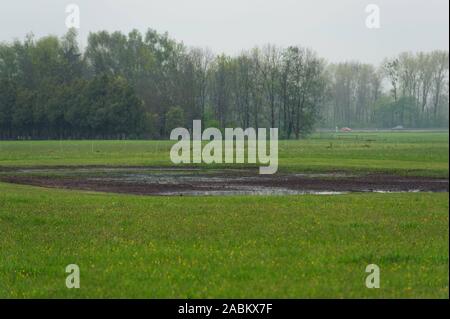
[0,166,447,196]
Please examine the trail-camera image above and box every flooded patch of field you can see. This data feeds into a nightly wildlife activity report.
[0,166,447,196]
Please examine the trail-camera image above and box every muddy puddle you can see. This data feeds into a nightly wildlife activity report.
[0,167,447,196]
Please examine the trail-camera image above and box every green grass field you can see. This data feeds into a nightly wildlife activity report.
[0,131,448,298]
[0,131,448,176]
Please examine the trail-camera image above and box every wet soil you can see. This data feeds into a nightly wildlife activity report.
[0,166,447,196]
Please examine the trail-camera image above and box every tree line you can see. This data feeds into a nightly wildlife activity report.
[322,51,449,129]
[0,29,448,140]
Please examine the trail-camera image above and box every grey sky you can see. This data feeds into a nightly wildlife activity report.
[1,0,448,64]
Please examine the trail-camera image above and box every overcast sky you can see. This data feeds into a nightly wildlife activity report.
[1,0,448,64]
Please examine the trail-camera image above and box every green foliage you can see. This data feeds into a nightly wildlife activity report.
[165,106,185,133]
[0,75,146,139]
[373,96,421,128]
[0,31,147,139]
[0,29,448,140]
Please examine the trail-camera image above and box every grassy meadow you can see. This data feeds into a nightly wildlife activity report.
[0,131,448,298]
[0,131,448,176]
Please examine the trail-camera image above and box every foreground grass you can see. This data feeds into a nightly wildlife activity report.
[0,131,448,177]
[0,182,448,298]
